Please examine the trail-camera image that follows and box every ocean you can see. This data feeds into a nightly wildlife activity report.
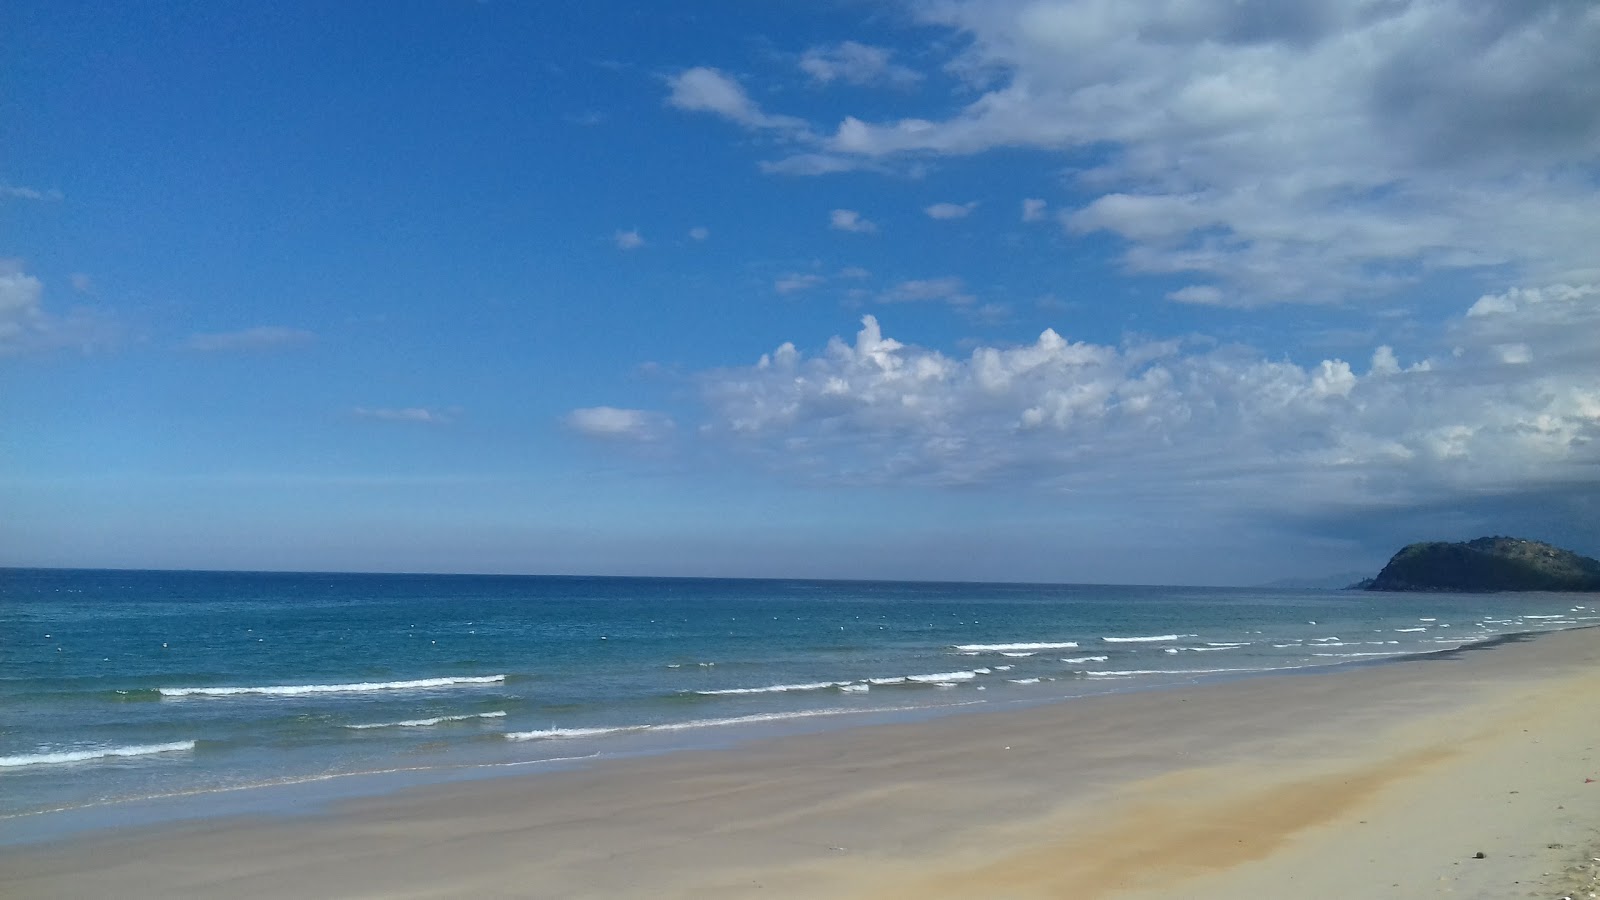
[2,568,1594,831]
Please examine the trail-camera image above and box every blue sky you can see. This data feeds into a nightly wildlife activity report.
[4,0,1598,584]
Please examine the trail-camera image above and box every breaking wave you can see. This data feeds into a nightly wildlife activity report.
[345,711,507,730]
[160,676,506,698]
[0,741,197,768]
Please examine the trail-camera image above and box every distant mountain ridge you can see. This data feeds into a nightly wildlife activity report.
[1361,536,1600,592]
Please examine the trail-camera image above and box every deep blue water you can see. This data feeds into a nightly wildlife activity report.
[2,568,1594,825]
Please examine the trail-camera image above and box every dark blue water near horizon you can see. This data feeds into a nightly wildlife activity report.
[3,567,1594,829]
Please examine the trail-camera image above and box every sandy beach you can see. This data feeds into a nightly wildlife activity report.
[4,626,1598,899]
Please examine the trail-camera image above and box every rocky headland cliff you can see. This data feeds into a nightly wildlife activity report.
[1360,536,1600,592]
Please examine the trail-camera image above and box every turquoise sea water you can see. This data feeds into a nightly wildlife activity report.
[3,568,1595,827]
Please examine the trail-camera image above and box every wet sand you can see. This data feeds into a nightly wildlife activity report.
[4,627,1598,899]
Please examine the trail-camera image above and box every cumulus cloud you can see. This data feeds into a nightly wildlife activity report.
[1021,198,1047,222]
[688,226,710,242]
[924,201,977,220]
[0,261,115,355]
[666,67,807,133]
[829,208,878,233]
[799,41,921,88]
[730,0,1600,302]
[614,229,645,250]
[185,326,315,352]
[354,407,453,424]
[565,406,675,442]
[694,284,1600,528]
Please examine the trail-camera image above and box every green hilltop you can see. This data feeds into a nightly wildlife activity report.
[1360,536,1600,592]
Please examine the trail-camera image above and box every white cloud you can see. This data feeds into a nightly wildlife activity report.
[565,406,675,442]
[1021,198,1047,222]
[694,284,1600,520]
[0,184,63,202]
[354,407,453,424]
[688,226,710,242]
[838,266,872,280]
[743,1,1600,302]
[69,273,94,294]
[1167,285,1225,305]
[614,229,645,250]
[0,265,46,348]
[186,326,315,352]
[829,209,878,233]
[799,41,921,88]
[924,201,977,220]
[775,273,826,295]
[665,67,807,133]
[878,276,974,306]
[1494,343,1533,365]
[760,153,895,176]
[1370,345,1402,377]
[0,261,115,355]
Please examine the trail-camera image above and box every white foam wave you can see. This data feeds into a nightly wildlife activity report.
[1164,646,1238,653]
[1394,627,1428,633]
[1007,677,1041,685]
[952,641,1079,652]
[160,675,505,698]
[694,681,848,696]
[505,725,645,741]
[840,683,869,693]
[346,711,507,730]
[0,741,196,768]
[652,708,880,732]
[1102,634,1192,643]
[1062,655,1109,663]
[1523,615,1567,619]
[907,671,978,683]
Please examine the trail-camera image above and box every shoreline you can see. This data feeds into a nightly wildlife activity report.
[0,632,1534,843]
[4,625,1600,897]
